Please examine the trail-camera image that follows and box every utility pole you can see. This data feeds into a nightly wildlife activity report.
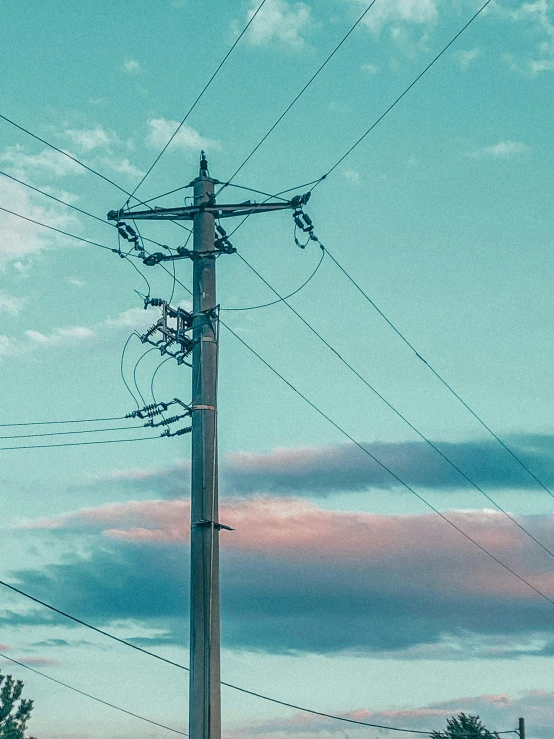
[108,153,311,739]
[518,717,525,739]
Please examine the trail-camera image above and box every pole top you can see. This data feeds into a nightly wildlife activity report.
[200,150,209,177]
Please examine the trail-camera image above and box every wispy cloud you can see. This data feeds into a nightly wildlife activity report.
[0,290,25,315]
[352,0,439,32]
[122,57,141,74]
[240,0,311,48]
[146,118,220,152]
[228,690,554,739]
[509,0,554,75]
[456,48,481,70]
[467,140,531,159]
[64,125,114,152]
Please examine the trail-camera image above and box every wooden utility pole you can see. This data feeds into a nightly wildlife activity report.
[518,717,525,739]
[189,157,221,739]
[108,153,311,739]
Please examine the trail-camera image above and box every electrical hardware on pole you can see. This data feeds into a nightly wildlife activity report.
[108,151,311,739]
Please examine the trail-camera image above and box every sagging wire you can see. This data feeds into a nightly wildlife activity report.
[120,333,141,410]
[223,246,325,311]
[133,347,158,409]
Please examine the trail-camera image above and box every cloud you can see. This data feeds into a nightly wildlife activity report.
[122,57,141,74]
[467,140,531,159]
[360,62,379,74]
[456,48,481,70]
[228,690,554,739]
[352,0,439,32]
[343,169,360,183]
[86,433,554,499]
[509,0,554,75]
[146,118,220,152]
[0,290,25,315]
[225,435,554,495]
[64,126,113,152]
[241,0,311,48]
[0,176,81,268]
[24,326,95,347]
[11,496,554,656]
[0,145,83,179]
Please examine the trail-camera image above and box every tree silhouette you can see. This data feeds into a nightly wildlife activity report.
[0,673,36,739]
[431,714,501,739]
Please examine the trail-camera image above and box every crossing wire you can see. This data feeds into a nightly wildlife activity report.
[0,652,188,736]
[0,581,516,736]
[215,0,380,196]
[0,205,118,253]
[0,113,191,233]
[323,244,554,501]
[0,169,174,249]
[159,263,554,606]
[314,0,493,187]
[235,250,554,562]
[128,0,270,200]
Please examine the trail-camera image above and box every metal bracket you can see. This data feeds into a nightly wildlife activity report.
[193,520,234,531]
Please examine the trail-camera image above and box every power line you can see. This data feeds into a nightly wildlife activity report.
[222,318,554,607]
[236,251,554,563]
[0,425,143,441]
[0,556,519,735]
[316,0,493,185]
[0,113,137,199]
[0,416,127,427]
[129,0,270,199]
[0,204,118,253]
[0,436,159,452]
[324,246,554,501]
[0,113,192,233]
[0,579,516,736]
[216,0,379,195]
[0,169,174,250]
[159,264,554,604]
[0,652,188,736]
[221,245,325,311]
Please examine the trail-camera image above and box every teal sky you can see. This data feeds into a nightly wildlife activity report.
[2,1,554,738]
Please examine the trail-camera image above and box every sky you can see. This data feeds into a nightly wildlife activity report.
[1,0,554,737]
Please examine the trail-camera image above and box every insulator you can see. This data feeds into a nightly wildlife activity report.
[117,227,129,240]
[302,213,313,226]
[125,224,137,237]
[216,224,227,237]
[294,216,304,229]
[148,298,165,307]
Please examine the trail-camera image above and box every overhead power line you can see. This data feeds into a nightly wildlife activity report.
[0,170,176,249]
[0,113,136,199]
[0,425,143,440]
[222,245,325,311]
[0,436,159,452]
[216,0,379,195]
[316,0,493,185]
[129,0,270,199]
[158,264,554,606]
[0,113,191,233]
[0,416,127,427]
[0,652,188,736]
[0,581,515,736]
[324,245,554,501]
[0,205,118,254]
[236,251,554,563]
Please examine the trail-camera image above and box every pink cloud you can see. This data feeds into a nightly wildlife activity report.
[24,496,554,603]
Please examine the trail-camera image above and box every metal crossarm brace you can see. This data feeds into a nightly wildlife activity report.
[107,193,310,223]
